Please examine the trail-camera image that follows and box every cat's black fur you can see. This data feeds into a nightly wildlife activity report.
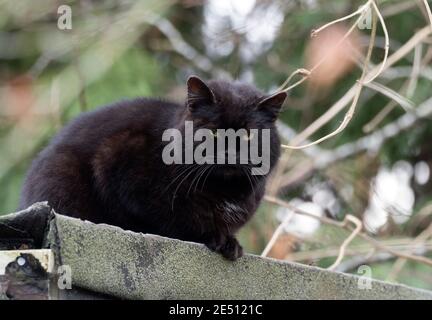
[19,76,286,260]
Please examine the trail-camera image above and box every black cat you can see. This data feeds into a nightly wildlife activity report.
[19,76,286,260]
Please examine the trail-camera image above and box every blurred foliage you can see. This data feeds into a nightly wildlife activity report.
[0,0,431,290]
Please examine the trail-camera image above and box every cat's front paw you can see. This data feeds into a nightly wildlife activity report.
[220,236,243,261]
[206,236,243,261]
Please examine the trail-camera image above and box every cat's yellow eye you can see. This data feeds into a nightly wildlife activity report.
[243,132,254,141]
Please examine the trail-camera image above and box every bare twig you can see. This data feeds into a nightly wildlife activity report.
[267,16,377,244]
[282,26,431,149]
[288,240,432,262]
[311,3,370,37]
[406,43,423,98]
[423,0,432,30]
[387,222,432,281]
[0,0,173,181]
[363,81,414,112]
[261,210,294,257]
[314,95,432,169]
[278,2,371,93]
[282,8,377,150]
[364,44,429,132]
[264,195,432,267]
[327,215,363,271]
[276,68,310,93]
[142,12,230,78]
[364,0,389,84]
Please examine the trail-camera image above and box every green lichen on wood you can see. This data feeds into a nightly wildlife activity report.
[50,211,432,300]
[1,203,432,300]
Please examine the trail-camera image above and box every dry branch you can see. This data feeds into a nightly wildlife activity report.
[264,195,432,268]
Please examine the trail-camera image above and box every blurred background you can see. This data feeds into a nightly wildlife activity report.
[0,0,431,290]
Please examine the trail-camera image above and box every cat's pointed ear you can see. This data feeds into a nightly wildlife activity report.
[257,91,287,121]
[187,76,215,110]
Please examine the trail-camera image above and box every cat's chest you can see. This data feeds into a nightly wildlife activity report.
[186,195,251,226]
[217,200,246,215]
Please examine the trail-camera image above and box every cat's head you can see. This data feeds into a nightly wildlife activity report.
[185,75,286,130]
[182,76,286,177]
